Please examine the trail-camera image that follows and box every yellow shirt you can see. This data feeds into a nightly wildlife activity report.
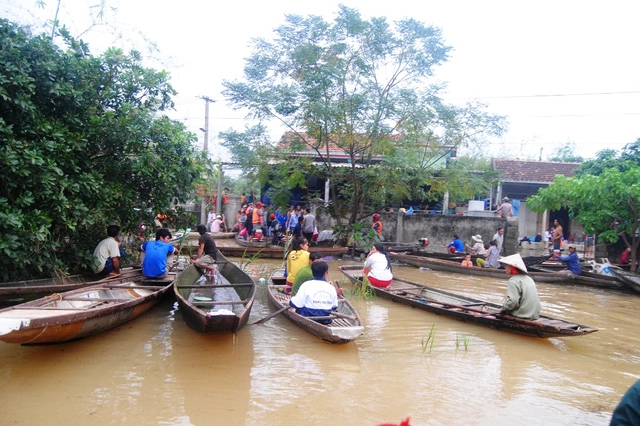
[286,250,310,283]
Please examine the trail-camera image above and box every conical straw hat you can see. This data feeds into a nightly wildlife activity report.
[498,253,528,273]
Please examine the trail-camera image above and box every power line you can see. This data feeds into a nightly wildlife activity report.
[468,90,640,100]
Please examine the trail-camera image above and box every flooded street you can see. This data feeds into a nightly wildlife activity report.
[0,257,637,425]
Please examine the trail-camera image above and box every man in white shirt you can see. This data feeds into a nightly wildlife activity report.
[493,227,505,254]
[92,225,123,276]
[289,261,338,324]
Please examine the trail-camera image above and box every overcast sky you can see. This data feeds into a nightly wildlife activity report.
[4,0,640,161]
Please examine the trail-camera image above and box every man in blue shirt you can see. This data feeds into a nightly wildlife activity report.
[446,235,465,253]
[140,228,175,278]
[555,245,581,275]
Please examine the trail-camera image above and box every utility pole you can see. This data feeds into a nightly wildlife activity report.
[200,96,215,224]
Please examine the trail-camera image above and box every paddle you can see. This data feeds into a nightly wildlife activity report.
[253,306,290,325]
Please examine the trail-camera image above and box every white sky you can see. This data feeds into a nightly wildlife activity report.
[3,0,640,161]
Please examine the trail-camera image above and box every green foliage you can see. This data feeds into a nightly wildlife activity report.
[547,141,584,163]
[422,323,436,354]
[333,221,382,250]
[576,138,640,177]
[0,20,205,280]
[222,7,505,225]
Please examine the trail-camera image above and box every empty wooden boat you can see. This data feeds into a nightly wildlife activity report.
[0,268,145,306]
[0,274,175,344]
[173,253,256,333]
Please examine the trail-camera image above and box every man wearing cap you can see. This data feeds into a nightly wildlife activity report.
[554,245,581,274]
[496,197,513,217]
[499,253,541,319]
[465,234,485,255]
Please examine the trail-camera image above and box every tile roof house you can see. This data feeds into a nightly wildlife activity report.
[491,159,582,243]
[277,131,455,169]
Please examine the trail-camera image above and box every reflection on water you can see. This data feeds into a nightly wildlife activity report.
[0,258,634,425]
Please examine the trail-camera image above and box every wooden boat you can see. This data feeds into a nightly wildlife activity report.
[172,231,236,247]
[234,233,269,248]
[218,245,348,259]
[0,274,175,344]
[0,268,145,306]
[173,253,256,333]
[391,253,626,290]
[612,269,640,294]
[267,269,364,343]
[339,265,597,338]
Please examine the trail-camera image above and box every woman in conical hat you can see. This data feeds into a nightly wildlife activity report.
[498,253,541,319]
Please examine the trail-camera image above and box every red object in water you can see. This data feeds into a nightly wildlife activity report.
[378,417,410,426]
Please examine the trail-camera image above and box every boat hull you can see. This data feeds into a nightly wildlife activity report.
[218,245,348,259]
[267,270,364,343]
[0,275,174,344]
[339,265,597,338]
[0,268,145,305]
[174,254,256,333]
[392,253,626,290]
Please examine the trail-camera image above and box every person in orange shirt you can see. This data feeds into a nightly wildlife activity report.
[372,213,383,237]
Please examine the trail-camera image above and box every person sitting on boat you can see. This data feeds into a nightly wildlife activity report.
[190,224,218,277]
[140,228,175,279]
[284,236,310,294]
[619,247,632,266]
[289,260,338,324]
[210,214,225,233]
[372,213,383,238]
[92,225,125,277]
[364,243,393,288]
[445,235,465,254]
[291,252,345,297]
[460,253,474,267]
[554,245,581,274]
[476,240,501,268]
[465,234,485,256]
[498,253,541,320]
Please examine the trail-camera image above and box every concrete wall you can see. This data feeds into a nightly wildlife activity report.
[386,212,518,255]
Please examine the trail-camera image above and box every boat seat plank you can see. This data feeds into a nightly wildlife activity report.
[192,300,248,306]
[10,306,92,313]
[178,283,254,289]
[100,285,166,290]
[62,297,132,302]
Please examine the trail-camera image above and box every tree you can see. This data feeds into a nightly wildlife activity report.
[0,20,205,280]
[547,141,583,163]
[222,6,504,225]
[527,162,640,271]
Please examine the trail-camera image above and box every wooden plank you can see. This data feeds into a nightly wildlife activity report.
[13,306,92,311]
[99,285,167,290]
[192,300,248,306]
[63,297,131,302]
[177,283,254,289]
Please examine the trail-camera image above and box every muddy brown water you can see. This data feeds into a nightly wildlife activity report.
[0,258,637,425]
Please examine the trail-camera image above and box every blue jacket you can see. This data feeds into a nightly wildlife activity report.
[448,238,465,253]
[558,251,581,274]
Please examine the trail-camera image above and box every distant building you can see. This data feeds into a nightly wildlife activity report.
[491,158,581,240]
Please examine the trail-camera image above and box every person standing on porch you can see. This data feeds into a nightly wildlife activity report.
[552,219,563,251]
[301,207,316,243]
